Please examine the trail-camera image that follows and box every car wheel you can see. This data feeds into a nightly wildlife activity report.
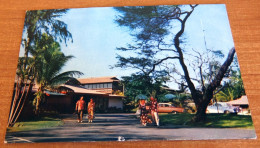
[172,111,177,114]
[224,110,230,114]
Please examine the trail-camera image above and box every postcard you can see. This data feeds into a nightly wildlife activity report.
[5,4,256,143]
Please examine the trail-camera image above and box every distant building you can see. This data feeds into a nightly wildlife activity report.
[227,95,250,114]
[56,76,125,113]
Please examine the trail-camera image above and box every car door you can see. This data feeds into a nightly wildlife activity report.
[158,104,166,113]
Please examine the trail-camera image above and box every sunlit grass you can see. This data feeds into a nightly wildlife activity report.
[159,113,254,129]
[7,117,63,132]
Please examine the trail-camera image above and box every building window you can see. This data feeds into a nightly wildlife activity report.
[107,83,112,88]
[104,83,108,88]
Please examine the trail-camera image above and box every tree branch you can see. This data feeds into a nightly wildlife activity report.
[147,56,179,75]
[209,47,236,91]
[173,5,199,102]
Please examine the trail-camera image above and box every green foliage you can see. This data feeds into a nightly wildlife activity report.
[9,9,74,127]
[115,6,179,40]
[20,9,74,83]
[23,9,72,47]
[122,74,168,98]
[113,6,182,77]
[215,69,245,102]
[171,93,191,108]
[32,34,83,88]
[216,87,235,102]
[114,5,238,122]
[30,34,83,114]
[122,74,168,112]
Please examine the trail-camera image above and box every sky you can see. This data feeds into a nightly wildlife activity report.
[19,4,235,89]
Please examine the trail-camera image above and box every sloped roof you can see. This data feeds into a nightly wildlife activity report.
[227,95,249,105]
[78,76,119,84]
[61,85,125,98]
[62,85,107,95]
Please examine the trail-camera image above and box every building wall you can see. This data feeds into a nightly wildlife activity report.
[46,95,73,113]
[108,97,123,109]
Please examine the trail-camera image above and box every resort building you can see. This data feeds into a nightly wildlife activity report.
[55,76,125,113]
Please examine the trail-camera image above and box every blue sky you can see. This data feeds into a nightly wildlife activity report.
[59,7,134,78]
[20,4,235,89]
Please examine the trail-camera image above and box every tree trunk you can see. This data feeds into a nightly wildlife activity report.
[34,83,45,116]
[11,82,33,127]
[7,81,33,127]
[192,91,213,122]
[192,47,236,122]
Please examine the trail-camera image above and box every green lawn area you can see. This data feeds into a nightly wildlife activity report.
[7,116,63,132]
[159,113,255,129]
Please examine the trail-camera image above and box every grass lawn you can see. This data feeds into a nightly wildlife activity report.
[159,113,255,129]
[7,116,63,132]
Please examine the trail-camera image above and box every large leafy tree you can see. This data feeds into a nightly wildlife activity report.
[8,9,73,127]
[114,5,236,122]
[121,73,168,112]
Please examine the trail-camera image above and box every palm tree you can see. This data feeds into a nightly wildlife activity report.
[8,9,73,127]
[215,87,235,102]
[23,9,72,60]
[32,34,82,115]
[215,70,245,102]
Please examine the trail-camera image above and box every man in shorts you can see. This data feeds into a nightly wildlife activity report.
[75,96,86,123]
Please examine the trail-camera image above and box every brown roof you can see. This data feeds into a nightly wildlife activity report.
[227,96,249,105]
[62,85,107,95]
[62,85,125,98]
[78,76,119,84]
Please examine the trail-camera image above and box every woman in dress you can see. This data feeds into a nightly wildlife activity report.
[139,99,151,126]
[149,97,159,126]
[88,98,95,123]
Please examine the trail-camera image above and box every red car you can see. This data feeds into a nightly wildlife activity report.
[158,103,184,113]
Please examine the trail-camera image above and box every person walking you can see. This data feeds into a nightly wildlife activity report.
[88,98,95,123]
[149,97,159,126]
[75,96,86,123]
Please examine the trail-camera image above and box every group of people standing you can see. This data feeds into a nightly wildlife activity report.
[138,97,160,126]
[75,96,160,126]
[75,96,95,123]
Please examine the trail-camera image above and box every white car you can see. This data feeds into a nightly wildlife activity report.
[206,102,240,114]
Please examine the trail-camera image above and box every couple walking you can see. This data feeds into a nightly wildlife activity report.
[75,96,95,123]
[139,97,159,126]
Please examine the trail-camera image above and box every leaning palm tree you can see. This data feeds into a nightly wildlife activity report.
[32,34,82,115]
[7,57,36,127]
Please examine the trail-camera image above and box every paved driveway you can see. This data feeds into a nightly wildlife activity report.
[5,113,256,143]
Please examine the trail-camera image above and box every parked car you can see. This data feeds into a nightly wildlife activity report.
[158,103,184,113]
[137,103,184,114]
[206,102,241,114]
